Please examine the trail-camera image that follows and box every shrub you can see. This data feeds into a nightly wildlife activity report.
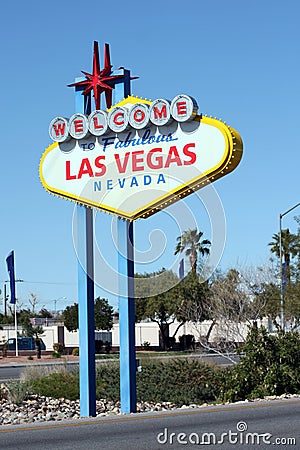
[179,334,195,350]
[53,342,65,356]
[141,341,151,349]
[72,347,79,356]
[95,340,103,354]
[27,330,300,406]
[219,326,300,403]
[96,362,120,400]
[28,359,220,405]
[30,372,79,400]
[136,359,220,405]
[104,341,112,354]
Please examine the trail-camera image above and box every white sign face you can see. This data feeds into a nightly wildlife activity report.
[40,97,243,220]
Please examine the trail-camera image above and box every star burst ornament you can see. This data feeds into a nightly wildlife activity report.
[68,41,138,110]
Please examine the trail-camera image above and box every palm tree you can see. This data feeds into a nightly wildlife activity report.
[268,229,299,287]
[174,228,211,272]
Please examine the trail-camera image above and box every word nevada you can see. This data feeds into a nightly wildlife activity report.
[49,94,198,142]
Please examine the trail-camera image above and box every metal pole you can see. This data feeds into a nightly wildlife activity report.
[75,80,96,418]
[279,202,300,331]
[14,302,18,357]
[118,219,136,412]
[279,213,284,330]
[113,69,137,413]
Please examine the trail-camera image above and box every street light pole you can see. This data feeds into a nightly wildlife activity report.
[279,202,300,331]
[53,296,67,315]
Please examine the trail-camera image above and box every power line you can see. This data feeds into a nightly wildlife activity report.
[1,280,76,286]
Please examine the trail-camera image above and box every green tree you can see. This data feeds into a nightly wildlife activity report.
[253,282,280,326]
[63,303,78,332]
[20,311,44,359]
[94,297,114,330]
[268,229,299,287]
[135,269,185,350]
[37,308,53,318]
[174,228,211,272]
[63,298,113,332]
[178,271,210,321]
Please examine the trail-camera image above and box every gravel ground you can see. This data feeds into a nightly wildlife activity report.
[0,384,299,427]
[0,356,299,427]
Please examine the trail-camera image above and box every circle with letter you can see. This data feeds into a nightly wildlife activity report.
[149,99,172,126]
[88,110,108,136]
[170,94,198,122]
[49,117,70,142]
[129,103,149,129]
[69,113,89,139]
[108,107,130,133]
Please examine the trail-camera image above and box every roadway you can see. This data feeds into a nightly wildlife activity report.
[1,398,299,449]
[0,353,240,382]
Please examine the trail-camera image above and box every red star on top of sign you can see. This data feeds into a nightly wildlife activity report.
[68,41,138,110]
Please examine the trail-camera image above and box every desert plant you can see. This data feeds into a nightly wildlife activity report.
[141,341,151,349]
[53,342,65,356]
[6,380,31,405]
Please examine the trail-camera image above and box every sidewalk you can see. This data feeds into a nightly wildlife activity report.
[0,354,79,367]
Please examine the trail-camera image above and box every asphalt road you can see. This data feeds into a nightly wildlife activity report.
[1,398,299,449]
[0,354,240,382]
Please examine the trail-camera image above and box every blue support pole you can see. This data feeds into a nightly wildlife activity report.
[118,220,136,413]
[113,71,137,413]
[75,81,96,417]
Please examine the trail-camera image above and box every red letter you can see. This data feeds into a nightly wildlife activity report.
[113,112,124,126]
[133,109,145,123]
[94,156,106,176]
[66,161,76,180]
[132,151,144,172]
[53,123,66,137]
[114,152,130,173]
[153,105,167,119]
[74,119,84,133]
[177,101,187,116]
[183,143,196,165]
[78,158,94,179]
[147,148,163,169]
[165,146,182,168]
[93,117,103,130]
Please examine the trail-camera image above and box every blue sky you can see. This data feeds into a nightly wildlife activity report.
[0,0,299,311]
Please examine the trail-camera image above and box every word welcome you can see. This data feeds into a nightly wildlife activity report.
[49,94,198,142]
